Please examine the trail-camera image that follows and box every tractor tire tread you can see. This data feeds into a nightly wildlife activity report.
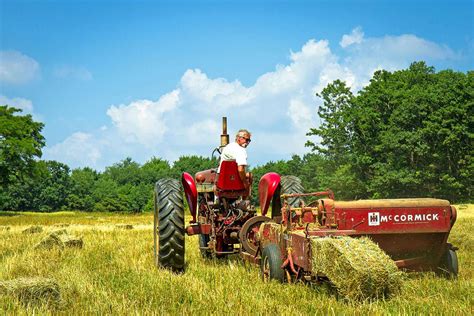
[154,178,185,272]
[281,175,305,207]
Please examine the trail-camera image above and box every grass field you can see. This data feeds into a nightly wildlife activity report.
[0,205,473,314]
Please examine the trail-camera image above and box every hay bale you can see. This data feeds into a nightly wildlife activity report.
[310,236,403,301]
[60,235,83,248]
[115,224,134,230]
[53,223,70,227]
[0,277,60,306]
[22,225,43,234]
[35,233,64,250]
[51,229,68,236]
[35,231,83,250]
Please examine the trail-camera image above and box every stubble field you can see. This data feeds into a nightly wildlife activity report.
[0,205,473,315]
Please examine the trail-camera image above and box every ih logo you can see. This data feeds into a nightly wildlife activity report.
[367,211,440,226]
[368,212,380,226]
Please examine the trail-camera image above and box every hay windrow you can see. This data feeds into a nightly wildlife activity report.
[22,225,43,234]
[0,277,61,306]
[0,226,11,231]
[310,236,403,301]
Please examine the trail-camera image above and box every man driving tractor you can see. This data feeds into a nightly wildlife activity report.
[219,129,252,192]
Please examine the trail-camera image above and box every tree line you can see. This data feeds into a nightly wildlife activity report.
[0,62,472,212]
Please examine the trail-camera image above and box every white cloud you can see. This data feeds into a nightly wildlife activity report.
[0,94,43,122]
[183,119,220,146]
[0,50,39,84]
[340,29,458,90]
[340,27,364,48]
[0,95,33,113]
[288,98,313,129]
[106,89,180,147]
[46,28,461,169]
[44,132,102,168]
[53,65,93,81]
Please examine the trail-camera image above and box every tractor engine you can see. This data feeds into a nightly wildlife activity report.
[193,187,255,255]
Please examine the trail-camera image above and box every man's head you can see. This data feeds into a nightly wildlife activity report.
[235,129,251,148]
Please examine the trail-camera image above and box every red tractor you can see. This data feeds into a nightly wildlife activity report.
[153,117,269,270]
[153,118,458,283]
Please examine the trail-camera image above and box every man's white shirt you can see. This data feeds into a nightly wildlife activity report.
[219,142,247,172]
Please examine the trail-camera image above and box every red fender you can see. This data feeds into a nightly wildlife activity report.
[182,172,197,223]
[258,172,281,216]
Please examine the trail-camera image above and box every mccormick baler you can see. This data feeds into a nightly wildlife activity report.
[153,117,458,287]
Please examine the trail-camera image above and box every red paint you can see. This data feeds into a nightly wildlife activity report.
[258,172,281,216]
[181,172,197,222]
[256,197,457,274]
[216,160,246,191]
[335,206,451,233]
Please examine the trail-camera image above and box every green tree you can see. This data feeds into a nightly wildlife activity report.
[0,106,45,186]
[103,157,142,186]
[308,62,473,202]
[171,155,218,178]
[35,160,72,212]
[141,157,172,183]
[67,167,99,211]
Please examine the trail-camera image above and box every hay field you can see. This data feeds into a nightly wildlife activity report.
[0,205,473,314]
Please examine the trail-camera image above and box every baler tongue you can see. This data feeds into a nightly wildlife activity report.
[310,236,403,301]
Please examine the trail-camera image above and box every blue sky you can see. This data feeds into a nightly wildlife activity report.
[1,0,473,170]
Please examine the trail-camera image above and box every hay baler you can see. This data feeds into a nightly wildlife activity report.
[255,173,458,284]
[153,117,458,287]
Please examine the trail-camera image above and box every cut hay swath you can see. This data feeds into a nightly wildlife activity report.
[0,277,61,306]
[310,236,403,301]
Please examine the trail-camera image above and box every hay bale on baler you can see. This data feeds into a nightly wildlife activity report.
[310,236,403,301]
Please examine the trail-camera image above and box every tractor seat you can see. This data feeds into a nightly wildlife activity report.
[216,160,249,198]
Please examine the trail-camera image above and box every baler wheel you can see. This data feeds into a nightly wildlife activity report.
[437,248,458,278]
[261,244,285,282]
[239,215,271,255]
[154,178,185,272]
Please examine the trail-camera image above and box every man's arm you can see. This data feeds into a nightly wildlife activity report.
[238,165,249,188]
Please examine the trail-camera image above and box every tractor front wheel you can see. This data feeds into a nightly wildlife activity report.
[260,244,285,282]
[154,178,185,272]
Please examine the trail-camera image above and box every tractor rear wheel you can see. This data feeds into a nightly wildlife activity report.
[280,175,305,207]
[437,247,458,278]
[260,244,285,282]
[154,178,185,272]
[272,176,305,219]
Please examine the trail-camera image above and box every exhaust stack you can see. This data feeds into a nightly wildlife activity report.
[220,117,229,148]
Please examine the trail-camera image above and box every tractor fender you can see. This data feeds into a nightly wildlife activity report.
[181,172,197,222]
[258,172,281,216]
